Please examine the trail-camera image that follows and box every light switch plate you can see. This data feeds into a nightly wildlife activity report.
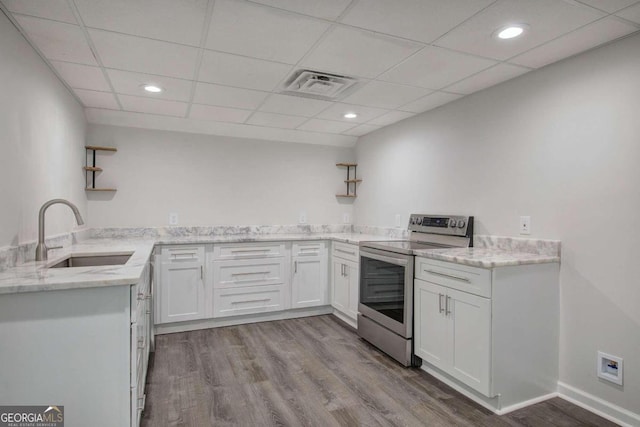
[342,213,350,224]
[519,216,531,235]
[299,211,307,224]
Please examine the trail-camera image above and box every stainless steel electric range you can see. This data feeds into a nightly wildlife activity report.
[358,214,474,367]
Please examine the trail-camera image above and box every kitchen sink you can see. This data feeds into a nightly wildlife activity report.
[48,253,133,268]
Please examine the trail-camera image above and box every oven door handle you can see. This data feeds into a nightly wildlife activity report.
[360,250,409,266]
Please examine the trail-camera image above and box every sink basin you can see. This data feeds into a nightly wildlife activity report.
[48,253,133,268]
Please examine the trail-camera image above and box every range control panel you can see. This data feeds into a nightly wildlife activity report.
[408,214,473,237]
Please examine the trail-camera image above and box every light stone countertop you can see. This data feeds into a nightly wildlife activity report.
[413,247,560,268]
[0,231,560,294]
[0,233,389,295]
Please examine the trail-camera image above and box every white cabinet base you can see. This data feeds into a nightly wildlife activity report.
[420,363,558,415]
[155,305,332,335]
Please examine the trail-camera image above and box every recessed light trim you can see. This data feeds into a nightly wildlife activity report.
[344,112,358,119]
[495,24,528,40]
[142,84,163,93]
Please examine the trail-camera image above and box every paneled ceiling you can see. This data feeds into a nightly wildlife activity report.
[2,0,639,146]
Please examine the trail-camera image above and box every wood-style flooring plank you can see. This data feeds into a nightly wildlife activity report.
[142,315,616,427]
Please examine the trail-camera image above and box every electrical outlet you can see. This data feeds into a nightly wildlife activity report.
[168,213,178,225]
[519,216,531,235]
[342,213,350,224]
[395,214,402,228]
[299,211,307,224]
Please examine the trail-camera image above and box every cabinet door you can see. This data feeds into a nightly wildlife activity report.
[158,261,205,323]
[448,288,491,396]
[414,279,450,370]
[331,259,349,313]
[345,260,359,319]
[291,256,328,308]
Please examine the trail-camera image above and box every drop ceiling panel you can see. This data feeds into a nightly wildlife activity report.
[367,110,415,126]
[247,112,308,129]
[2,0,76,23]
[341,81,432,109]
[399,91,464,113]
[342,124,381,136]
[316,103,388,123]
[189,104,253,123]
[298,118,357,133]
[198,50,292,91]
[107,69,193,102]
[300,26,423,79]
[193,83,269,110]
[73,89,119,110]
[511,17,638,68]
[119,95,188,117]
[14,16,97,65]
[50,61,110,91]
[89,29,199,79]
[340,0,495,43]
[445,63,530,94]
[616,2,640,23]
[248,0,352,20]
[258,94,333,117]
[73,0,208,46]
[577,0,639,13]
[380,46,497,89]
[434,0,606,61]
[206,0,329,64]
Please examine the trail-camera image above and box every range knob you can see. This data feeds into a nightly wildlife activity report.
[449,219,457,228]
[416,217,422,225]
[457,219,466,228]
[410,217,417,225]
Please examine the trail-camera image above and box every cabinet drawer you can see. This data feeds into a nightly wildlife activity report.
[332,242,359,262]
[213,285,286,318]
[292,241,327,257]
[213,242,286,260]
[415,257,491,298]
[159,245,205,263]
[212,258,286,289]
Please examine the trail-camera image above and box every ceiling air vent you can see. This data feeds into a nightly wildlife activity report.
[281,70,358,100]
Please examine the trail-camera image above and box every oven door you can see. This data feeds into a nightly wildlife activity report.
[359,247,414,338]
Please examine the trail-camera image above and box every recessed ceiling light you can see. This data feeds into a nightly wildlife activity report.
[344,112,358,119]
[495,24,528,40]
[142,84,163,93]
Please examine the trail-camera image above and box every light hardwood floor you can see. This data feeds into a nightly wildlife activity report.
[141,315,615,426]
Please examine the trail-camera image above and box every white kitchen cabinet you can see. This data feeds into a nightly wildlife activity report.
[331,242,360,327]
[414,279,491,395]
[291,241,328,308]
[414,256,559,413]
[0,261,153,427]
[156,245,207,324]
[211,242,290,318]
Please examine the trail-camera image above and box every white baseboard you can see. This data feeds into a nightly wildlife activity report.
[495,393,558,415]
[331,309,357,329]
[558,381,640,427]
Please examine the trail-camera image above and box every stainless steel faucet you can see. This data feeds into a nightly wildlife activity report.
[35,199,85,261]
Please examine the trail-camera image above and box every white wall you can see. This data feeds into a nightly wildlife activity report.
[86,124,355,227]
[355,33,640,416]
[0,11,87,248]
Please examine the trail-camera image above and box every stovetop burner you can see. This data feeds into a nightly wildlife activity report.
[359,240,453,255]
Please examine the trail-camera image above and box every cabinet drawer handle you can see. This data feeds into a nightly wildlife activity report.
[231,248,270,253]
[145,310,151,315]
[335,248,356,255]
[343,264,348,278]
[231,271,270,276]
[438,293,444,314]
[445,296,451,316]
[298,251,319,256]
[201,265,203,280]
[231,298,270,305]
[294,261,297,273]
[425,269,470,283]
